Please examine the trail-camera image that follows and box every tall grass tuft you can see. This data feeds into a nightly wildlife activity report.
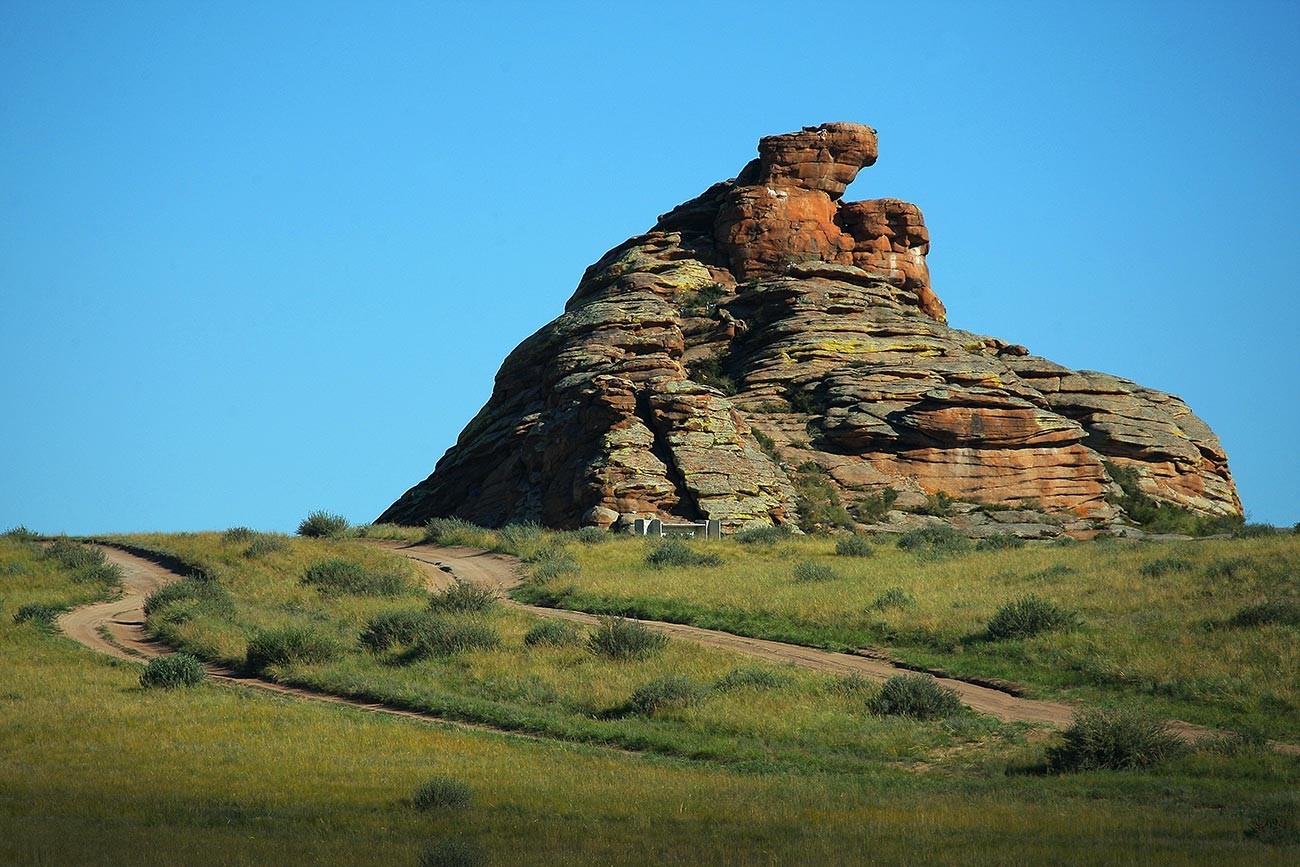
[523,619,582,648]
[896,524,972,559]
[221,527,256,544]
[412,775,472,810]
[43,538,104,570]
[834,534,873,557]
[140,653,206,689]
[587,617,667,660]
[714,666,793,692]
[301,558,410,596]
[1048,706,1185,771]
[358,609,437,653]
[144,578,235,622]
[3,525,39,542]
[793,560,837,583]
[645,538,722,568]
[13,602,66,628]
[406,618,500,658]
[867,674,963,720]
[296,511,349,538]
[734,525,793,546]
[428,583,497,613]
[1228,601,1300,628]
[245,626,341,673]
[870,587,916,611]
[417,840,483,867]
[627,674,708,715]
[422,517,496,548]
[244,534,290,558]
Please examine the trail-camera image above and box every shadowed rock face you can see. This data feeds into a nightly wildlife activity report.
[379,123,1240,536]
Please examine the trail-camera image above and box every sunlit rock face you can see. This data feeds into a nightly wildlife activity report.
[379,123,1239,537]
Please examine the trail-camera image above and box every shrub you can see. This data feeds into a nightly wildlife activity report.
[851,488,898,524]
[422,517,496,548]
[301,558,410,596]
[896,524,972,559]
[687,354,738,395]
[412,775,472,811]
[714,666,793,692]
[915,491,956,517]
[1234,522,1278,539]
[587,617,667,660]
[1228,601,1300,628]
[143,578,235,621]
[13,602,65,627]
[408,619,500,658]
[870,587,916,611]
[793,560,837,583]
[834,533,873,557]
[523,619,581,647]
[1047,706,1186,771]
[792,462,855,534]
[644,538,722,568]
[827,673,874,697]
[417,840,483,867]
[359,609,437,653]
[868,674,963,720]
[627,674,708,715]
[2,525,38,542]
[427,583,497,613]
[244,534,290,558]
[222,526,256,544]
[572,526,610,544]
[523,545,580,582]
[975,533,1025,551]
[986,595,1079,640]
[734,524,793,545]
[496,522,546,553]
[245,627,341,673]
[43,538,104,570]
[139,653,206,689]
[297,510,349,538]
[1138,556,1193,578]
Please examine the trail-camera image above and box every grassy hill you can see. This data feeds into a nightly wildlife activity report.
[1,525,1297,865]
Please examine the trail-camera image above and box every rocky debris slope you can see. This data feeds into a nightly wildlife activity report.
[380,123,1240,537]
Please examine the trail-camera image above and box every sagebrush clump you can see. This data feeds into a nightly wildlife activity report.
[896,524,972,559]
[834,534,873,557]
[867,674,963,720]
[734,525,793,546]
[297,510,349,538]
[523,619,581,647]
[587,617,667,660]
[1048,706,1185,771]
[793,560,837,583]
[986,595,1079,640]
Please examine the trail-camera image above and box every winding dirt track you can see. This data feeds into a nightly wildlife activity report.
[59,542,1295,753]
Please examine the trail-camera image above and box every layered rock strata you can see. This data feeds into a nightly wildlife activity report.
[380,123,1240,535]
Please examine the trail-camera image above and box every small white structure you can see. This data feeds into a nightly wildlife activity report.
[633,517,722,540]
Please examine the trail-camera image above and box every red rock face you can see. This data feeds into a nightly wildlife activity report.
[379,124,1241,536]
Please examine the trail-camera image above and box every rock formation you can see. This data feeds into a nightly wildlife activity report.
[379,123,1240,537]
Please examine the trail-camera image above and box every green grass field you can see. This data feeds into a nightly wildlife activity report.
[2,530,1299,864]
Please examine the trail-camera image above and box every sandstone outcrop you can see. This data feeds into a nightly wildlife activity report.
[379,123,1240,536]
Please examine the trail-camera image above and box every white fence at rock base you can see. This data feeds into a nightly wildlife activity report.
[632,518,722,540]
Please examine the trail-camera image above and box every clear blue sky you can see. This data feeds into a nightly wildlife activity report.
[3,1,1298,534]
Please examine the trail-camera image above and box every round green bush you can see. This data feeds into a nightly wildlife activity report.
[296,510,349,538]
[587,617,668,660]
[523,619,581,648]
[417,840,483,867]
[793,560,837,582]
[245,627,340,673]
[1048,706,1186,771]
[834,534,874,557]
[627,674,708,715]
[867,674,963,720]
[412,775,472,811]
[140,653,206,689]
[428,583,497,613]
[986,595,1079,640]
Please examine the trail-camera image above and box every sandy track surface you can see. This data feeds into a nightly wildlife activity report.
[390,542,1294,751]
